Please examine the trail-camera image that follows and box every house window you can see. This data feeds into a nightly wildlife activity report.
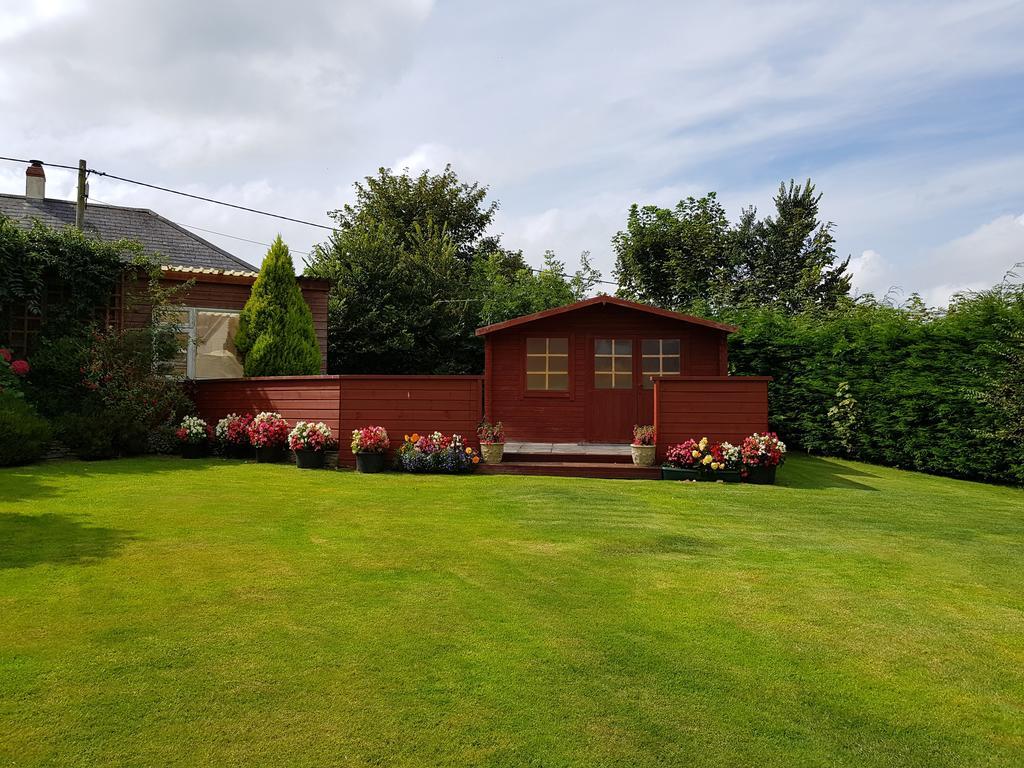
[641,338,681,388]
[526,337,569,391]
[166,307,244,379]
[594,338,632,389]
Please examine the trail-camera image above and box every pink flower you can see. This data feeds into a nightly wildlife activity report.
[0,348,11,363]
[10,359,29,376]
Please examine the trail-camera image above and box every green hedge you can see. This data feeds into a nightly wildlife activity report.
[0,392,52,466]
[725,286,1024,485]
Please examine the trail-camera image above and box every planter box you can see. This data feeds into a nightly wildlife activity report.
[295,449,325,470]
[255,445,286,464]
[324,450,339,470]
[744,465,778,485]
[716,469,743,484]
[181,443,208,460]
[355,452,387,473]
[229,444,254,460]
[661,466,704,481]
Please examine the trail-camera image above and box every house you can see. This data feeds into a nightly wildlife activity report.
[1,161,329,376]
[476,296,741,443]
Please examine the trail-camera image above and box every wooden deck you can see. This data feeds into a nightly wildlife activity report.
[477,443,660,480]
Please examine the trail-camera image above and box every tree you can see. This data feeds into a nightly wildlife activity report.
[235,235,320,376]
[474,250,603,327]
[734,179,852,313]
[612,181,853,316]
[328,165,498,262]
[309,164,604,373]
[613,193,735,313]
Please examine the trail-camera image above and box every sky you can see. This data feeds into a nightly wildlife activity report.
[1,0,1022,307]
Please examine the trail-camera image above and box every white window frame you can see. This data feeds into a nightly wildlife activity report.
[165,306,242,379]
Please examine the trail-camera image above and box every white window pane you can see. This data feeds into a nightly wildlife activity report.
[195,311,243,379]
[548,338,568,354]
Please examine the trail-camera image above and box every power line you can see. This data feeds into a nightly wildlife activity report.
[2,154,619,286]
[1,154,337,231]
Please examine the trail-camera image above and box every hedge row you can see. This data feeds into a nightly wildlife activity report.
[725,286,1024,485]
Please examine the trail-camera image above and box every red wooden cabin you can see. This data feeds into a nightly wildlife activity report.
[477,296,739,443]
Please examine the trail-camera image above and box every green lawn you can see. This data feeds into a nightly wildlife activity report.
[1,455,1022,767]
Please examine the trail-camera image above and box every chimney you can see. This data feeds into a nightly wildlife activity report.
[26,161,45,199]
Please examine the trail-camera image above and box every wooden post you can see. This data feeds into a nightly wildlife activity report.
[75,159,87,229]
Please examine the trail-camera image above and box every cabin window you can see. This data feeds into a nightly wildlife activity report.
[641,338,681,388]
[594,338,632,389]
[526,337,569,391]
[165,307,244,379]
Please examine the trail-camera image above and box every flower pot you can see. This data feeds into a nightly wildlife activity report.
[661,466,703,481]
[324,450,339,470]
[255,445,285,464]
[631,444,656,467]
[181,442,207,459]
[744,465,778,485]
[715,469,743,484]
[479,443,505,465]
[295,448,325,469]
[355,452,386,473]
[230,443,254,460]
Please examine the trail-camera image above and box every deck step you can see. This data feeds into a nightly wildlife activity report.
[502,451,634,464]
[478,460,660,480]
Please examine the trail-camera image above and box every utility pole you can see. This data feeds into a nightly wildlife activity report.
[75,159,88,229]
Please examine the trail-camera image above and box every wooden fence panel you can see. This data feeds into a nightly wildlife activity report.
[338,376,484,466]
[192,375,484,466]
[193,376,342,433]
[654,376,771,460]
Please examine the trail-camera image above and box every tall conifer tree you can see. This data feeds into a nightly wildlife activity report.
[235,235,320,376]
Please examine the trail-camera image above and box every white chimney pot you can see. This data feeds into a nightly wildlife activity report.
[26,161,46,199]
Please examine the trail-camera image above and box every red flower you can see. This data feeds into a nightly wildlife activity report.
[10,359,29,376]
[0,348,11,363]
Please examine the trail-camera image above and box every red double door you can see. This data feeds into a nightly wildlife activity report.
[585,335,657,443]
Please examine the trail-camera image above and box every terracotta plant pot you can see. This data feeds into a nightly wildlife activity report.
[631,444,656,467]
[744,465,778,485]
[479,443,505,464]
[295,449,325,470]
[180,442,207,459]
[355,452,386,473]
[255,445,286,464]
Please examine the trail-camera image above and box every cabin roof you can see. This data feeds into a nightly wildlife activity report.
[474,295,737,336]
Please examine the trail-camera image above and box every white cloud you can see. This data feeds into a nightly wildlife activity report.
[0,0,1022,298]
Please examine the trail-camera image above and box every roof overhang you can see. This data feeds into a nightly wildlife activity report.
[475,295,737,336]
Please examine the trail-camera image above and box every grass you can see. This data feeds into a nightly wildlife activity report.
[0,454,1022,767]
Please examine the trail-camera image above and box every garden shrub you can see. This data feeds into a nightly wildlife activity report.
[0,391,52,466]
[726,284,1024,484]
[56,411,121,461]
[235,235,320,376]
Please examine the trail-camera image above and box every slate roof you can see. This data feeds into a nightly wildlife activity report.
[0,193,257,274]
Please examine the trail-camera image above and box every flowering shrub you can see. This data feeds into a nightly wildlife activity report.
[248,412,290,448]
[0,346,31,398]
[664,436,727,472]
[741,432,787,468]
[397,431,480,473]
[351,425,389,454]
[477,419,505,444]
[176,415,212,445]
[632,424,655,446]
[719,441,742,470]
[290,421,333,452]
[216,413,254,447]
